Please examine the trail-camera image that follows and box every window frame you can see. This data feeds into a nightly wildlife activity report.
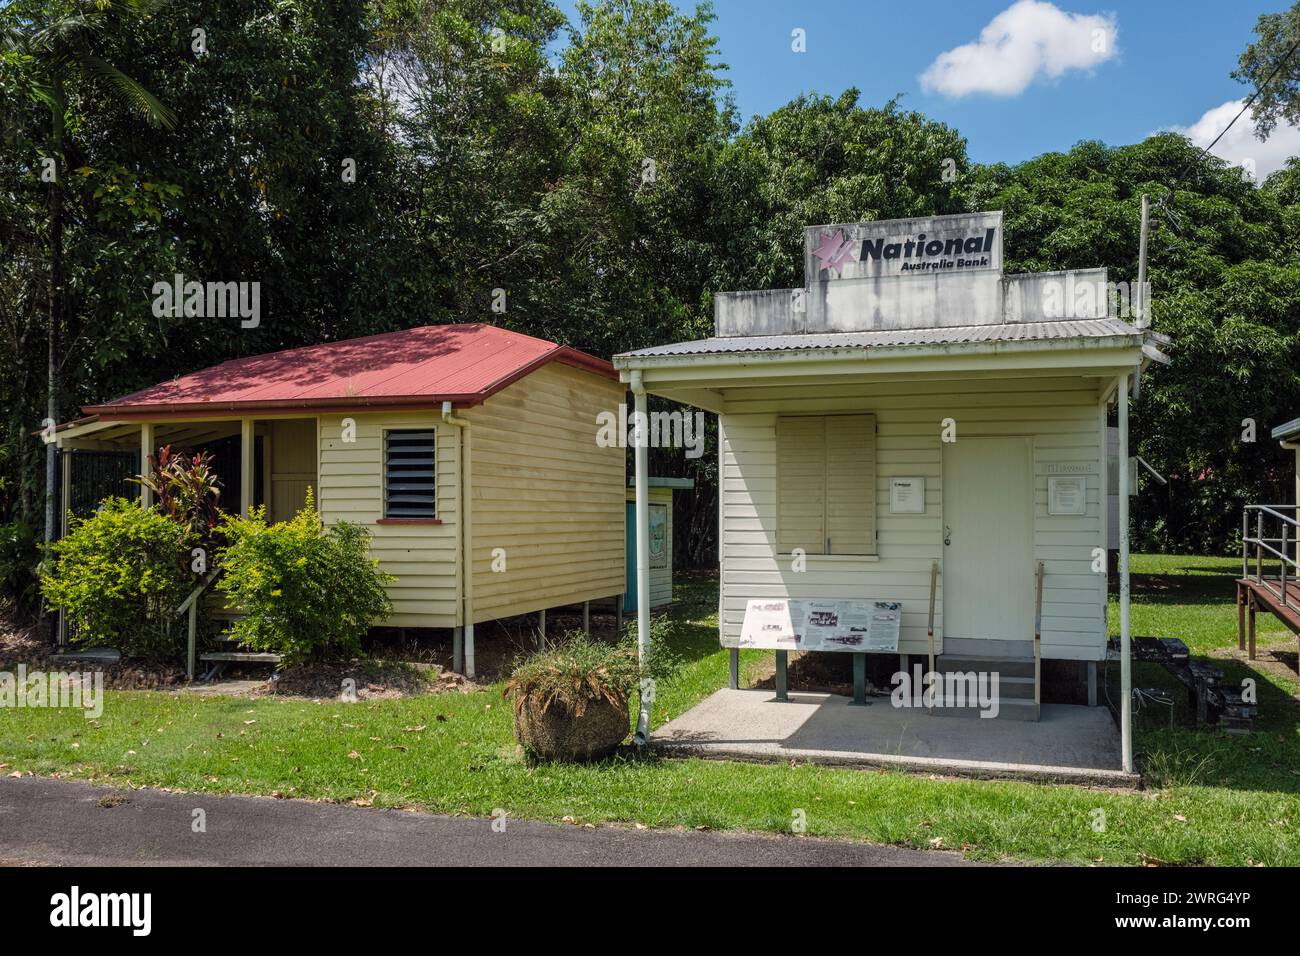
[382,427,438,521]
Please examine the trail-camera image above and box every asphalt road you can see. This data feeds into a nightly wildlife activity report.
[0,775,976,867]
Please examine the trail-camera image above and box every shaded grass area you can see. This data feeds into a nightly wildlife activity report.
[1107,555,1300,804]
[3,559,1298,865]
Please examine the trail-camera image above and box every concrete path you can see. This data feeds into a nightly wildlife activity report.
[0,776,977,867]
[652,688,1137,786]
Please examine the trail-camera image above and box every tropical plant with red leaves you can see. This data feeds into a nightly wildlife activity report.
[130,444,223,547]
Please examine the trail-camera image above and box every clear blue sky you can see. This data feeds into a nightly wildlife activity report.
[557,0,1290,169]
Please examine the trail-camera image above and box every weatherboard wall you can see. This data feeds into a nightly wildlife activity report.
[718,375,1108,660]
[317,411,463,628]
[465,362,627,623]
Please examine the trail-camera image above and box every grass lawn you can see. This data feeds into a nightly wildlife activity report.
[3,557,1298,865]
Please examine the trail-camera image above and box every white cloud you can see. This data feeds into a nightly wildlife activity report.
[919,0,1119,98]
[1170,100,1300,182]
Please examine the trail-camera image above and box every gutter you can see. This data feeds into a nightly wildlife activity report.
[441,401,474,680]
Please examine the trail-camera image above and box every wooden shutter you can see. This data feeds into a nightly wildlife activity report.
[384,430,436,518]
[777,416,827,554]
[825,414,876,555]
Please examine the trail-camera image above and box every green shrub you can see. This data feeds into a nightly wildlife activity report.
[0,518,41,620]
[215,491,394,666]
[38,497,192,657]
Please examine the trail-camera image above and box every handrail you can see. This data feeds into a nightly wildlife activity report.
[174,569,219,618]
[1244,503,1300,529]
[1033,561,1044,710]
[174,568,220,679]
[1242,503,1297,609]
[926,561,938,714]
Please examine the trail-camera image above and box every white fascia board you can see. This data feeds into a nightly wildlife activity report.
[53,417,126,447]
[625,338,1144,388]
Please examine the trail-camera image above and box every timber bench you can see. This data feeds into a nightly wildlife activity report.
[198,639,282,682]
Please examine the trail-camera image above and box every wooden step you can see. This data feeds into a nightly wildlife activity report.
[198,652,282,663]
[928,698,1040,721]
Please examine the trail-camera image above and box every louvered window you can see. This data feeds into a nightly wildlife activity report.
[384,430,436,518]
[776,414,876,555]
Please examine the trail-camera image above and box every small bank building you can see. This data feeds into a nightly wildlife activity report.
[616,212,1168,776]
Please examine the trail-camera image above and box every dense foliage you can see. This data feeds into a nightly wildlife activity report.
[962,137,1300,551]
[38,496,191,656]
[215,492,394,666]
[5,0,1300,619]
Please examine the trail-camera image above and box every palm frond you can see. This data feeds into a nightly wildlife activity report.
[29,15,96,56]
[0,24,28,54]
[122,0,173,18]
[28,81,61,112]
[76,54,177,129]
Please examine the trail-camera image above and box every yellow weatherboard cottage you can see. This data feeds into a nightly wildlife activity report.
[52,324,627,679]
[616,212,1169,773]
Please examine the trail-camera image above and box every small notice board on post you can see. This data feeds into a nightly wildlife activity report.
[733,599,901,653]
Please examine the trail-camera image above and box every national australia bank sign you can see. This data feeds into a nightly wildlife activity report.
[805,212,1003,282]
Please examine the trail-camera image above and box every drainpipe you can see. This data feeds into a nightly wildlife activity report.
[1117,374,1132,774]
[442,401,474,680]
[630,371,652,745]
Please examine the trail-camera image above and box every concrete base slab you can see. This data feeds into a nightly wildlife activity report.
[651,689,1137,787]
[178,679,267,697]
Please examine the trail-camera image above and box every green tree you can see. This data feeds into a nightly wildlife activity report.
[962,134,1300,551]
[1234,1,1300,139]
[708,90,970,293]
[1,0,176,550]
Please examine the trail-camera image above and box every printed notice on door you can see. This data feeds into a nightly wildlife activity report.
[734,599,902,652]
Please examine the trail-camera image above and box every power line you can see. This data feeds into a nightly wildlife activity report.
[1168,31,1300,192]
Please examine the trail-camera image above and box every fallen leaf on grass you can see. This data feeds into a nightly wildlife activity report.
[347,751,361,760]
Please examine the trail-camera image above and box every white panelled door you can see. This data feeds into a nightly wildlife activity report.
[942,437,1034,642]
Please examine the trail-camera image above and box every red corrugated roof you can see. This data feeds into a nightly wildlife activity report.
[83,324,618,420]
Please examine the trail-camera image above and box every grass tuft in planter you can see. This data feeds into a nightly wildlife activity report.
[503,631,645,763]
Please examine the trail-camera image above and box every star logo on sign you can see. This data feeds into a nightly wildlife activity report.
[812,229,857,276]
